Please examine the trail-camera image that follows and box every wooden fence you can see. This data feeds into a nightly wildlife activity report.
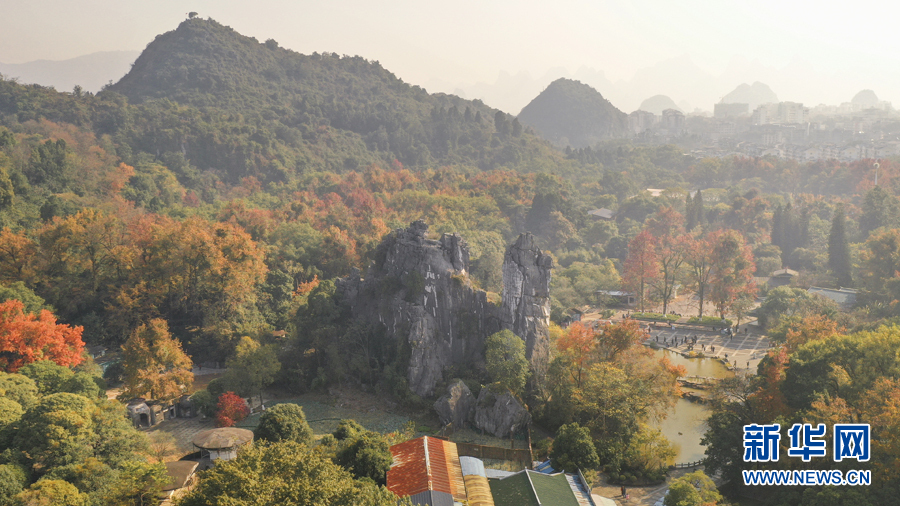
[455,442,533,469]
[670,460,704,470]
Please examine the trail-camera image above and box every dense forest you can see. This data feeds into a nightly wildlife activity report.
[3,16,900,505]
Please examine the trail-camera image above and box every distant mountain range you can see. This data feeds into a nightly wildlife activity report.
[638,95,681,115]
[429,55,890,115]
[517,78,627,149]
[0,51,139,93]
[720,82,779,111]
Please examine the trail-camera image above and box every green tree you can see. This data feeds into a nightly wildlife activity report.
[663,470,722,506]
[120,318,193,403]
[0,464,27,504]
[549,422,600,472]
[859,185,900,238]
[102,461,168,506]
[756,286,839,329]
[0,397,23,431]
[334,431,393,485]
[10,479,88,506]
[13,393,98,472]
[828,205,853,287]
[0,281,50,315]
[223,336,280,407]
[0,372,39,409]
[254,403,313,445]
[18,361,73,395]
[333,419,366,441]
[61,372,101,399]
[175,441,404,506]
[484,330,529,395]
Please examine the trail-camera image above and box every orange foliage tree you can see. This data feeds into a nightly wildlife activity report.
[120,318,193,402]
[0,299,84,372]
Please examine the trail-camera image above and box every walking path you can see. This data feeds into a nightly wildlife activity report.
[591,468,696,505]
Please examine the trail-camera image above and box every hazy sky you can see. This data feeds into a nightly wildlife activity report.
[2,0,898,112]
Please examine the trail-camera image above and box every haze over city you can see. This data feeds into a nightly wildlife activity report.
[2,0,898,114]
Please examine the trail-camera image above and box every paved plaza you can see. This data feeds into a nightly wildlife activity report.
[645,324,771,373]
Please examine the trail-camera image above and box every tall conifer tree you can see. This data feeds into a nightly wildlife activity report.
[828,205,853,287]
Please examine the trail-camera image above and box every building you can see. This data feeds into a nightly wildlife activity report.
[628,110,658,134]
[661,109,685,136]
[387,436,467,505]
[714,103,749,118]
[595,290,636,306]
[767,268,798,289]
[587,208,616,221]
[753,102,809,125]
[808,287,858,311]
[489,469,595,506]
[126,398,176,428]
[387,437,601,506]
[160,461,200,503]
[460,457,496,506]
[191,427,254,463]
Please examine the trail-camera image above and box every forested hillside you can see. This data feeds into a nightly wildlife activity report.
[4,16,900,505]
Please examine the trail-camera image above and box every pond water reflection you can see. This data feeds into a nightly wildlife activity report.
[651,349,734,464]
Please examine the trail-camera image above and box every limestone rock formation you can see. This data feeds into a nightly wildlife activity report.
[473,385,531,438]
[501,232,552,375]
[433,379,475,428]
[336,221,552,399]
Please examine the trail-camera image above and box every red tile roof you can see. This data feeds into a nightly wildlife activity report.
[387,436,466,502]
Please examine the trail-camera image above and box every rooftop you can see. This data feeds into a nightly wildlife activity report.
[387,436,466,504]
[191,428,254,450]
[162,461,199,492]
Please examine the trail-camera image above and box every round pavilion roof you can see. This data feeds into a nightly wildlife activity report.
[192,427,254,450]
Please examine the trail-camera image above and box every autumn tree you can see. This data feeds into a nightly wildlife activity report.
[0,229,35,283]
[623,230,659,312]
[216,391,249,427]
[120,319,192,402]
[707,230,756,319]
[646,207,688,315]
[685,233,714,317]
[0,300,84,372]
[555,322,597,389]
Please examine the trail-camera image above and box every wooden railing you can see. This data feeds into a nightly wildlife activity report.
[670,460,704,469]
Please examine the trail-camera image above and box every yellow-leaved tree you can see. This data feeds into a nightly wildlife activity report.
[120,318,193,403]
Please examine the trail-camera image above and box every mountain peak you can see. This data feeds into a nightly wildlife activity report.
[720,82,778,111]
[517,78,626,149]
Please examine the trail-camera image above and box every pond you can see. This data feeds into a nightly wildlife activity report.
[651,349,734,464]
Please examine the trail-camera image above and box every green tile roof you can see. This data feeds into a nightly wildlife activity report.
[489,472,539,506]
[488,470,581,506]
[530,472,581,506]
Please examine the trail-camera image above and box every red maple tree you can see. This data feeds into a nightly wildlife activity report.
[216,391,250,428]
[0,299,84,372]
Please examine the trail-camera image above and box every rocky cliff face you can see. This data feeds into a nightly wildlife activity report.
[336,221,552,398]
[500,232,552,375]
